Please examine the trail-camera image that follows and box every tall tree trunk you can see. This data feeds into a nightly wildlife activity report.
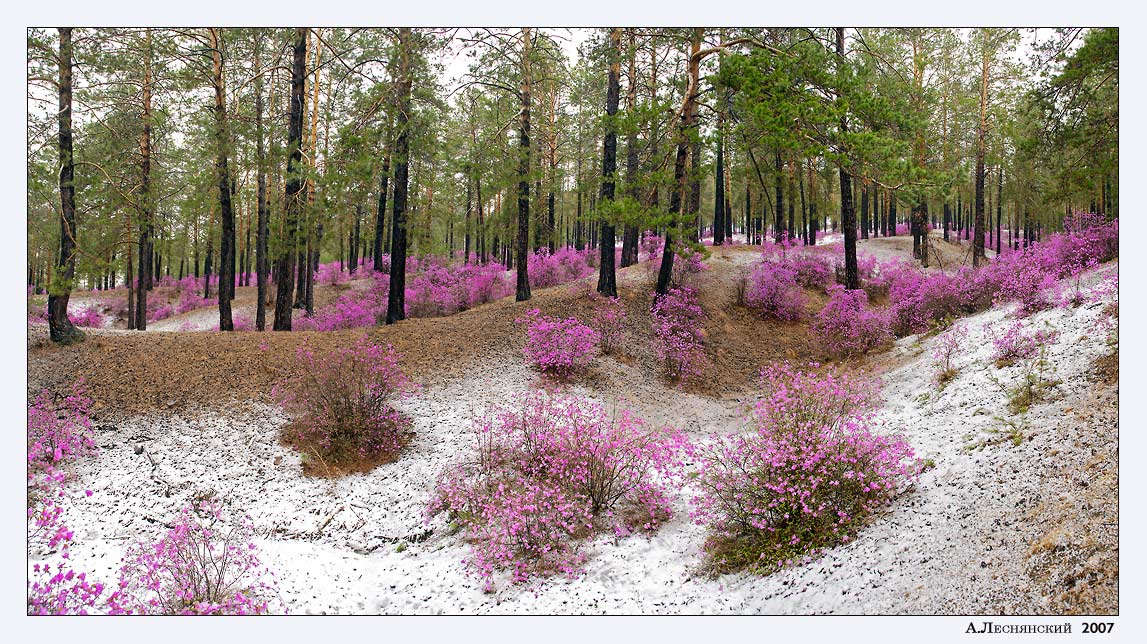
[375,146,391,265]
[132,30,154,331]
[48,27,83,343]
[973,31,990,267]
[514,28,533,302]
[254,31,270,331]
[655,28,702,296]
[209,28,236,330]
[126,247,136,331]
[996,165,1003,255]
[688,139,701,242]
[273,28,307,331]
[619,30,640,266]
[386,28,414,323]
[713,134,725,245]
[836,28,859,290]
[349,205,359,275]
[774,150,785,243]
[597,28,622,297]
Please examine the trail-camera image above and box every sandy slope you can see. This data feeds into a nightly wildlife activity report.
[39,259,1117,614]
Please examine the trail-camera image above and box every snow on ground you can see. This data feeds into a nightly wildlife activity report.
[44,263,1117,614]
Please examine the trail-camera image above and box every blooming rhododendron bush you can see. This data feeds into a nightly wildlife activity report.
[811,286,892,358]
[651,286,709,383]
[276,335,413,473]
[108,500,283,615]
[27,383,105,615]
[430,392,688,589]
[516,309,600,377]
[691,363,921,574]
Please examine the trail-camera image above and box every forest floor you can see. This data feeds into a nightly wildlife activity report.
[26,236,1118,615]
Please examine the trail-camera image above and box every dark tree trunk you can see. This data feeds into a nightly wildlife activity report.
[799,171,808,245]
[203,224,214,299]
[574,182,584,251]
[48,27,83,344]
[996,165,1003,255]
[860,184,869,241]
[688,139,701,243]
[655,28,702,296]
[374,147,391,269]
[349,205,360,275]
[620,30,640,267]
[774,150,785,244]
[888,194,897,237]
[386,28,414,323]
[713,133,725,245]
[836,29,859,290]
[254,31,269,331]
[514,28,533,302]
[943,201,950,242]
[464,179,472,264]
[133,33,154,330]
[294,229,308,308]
[476,176,486,263]
[597,28,621,298]
[210,28,236,331]
[126,250,136,330]
[273,28,307,331]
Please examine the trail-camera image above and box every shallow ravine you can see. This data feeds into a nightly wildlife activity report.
[44,262,1117,614]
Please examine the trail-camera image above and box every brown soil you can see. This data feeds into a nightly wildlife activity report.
[28,248,827,419]
[1022,378,1118,614]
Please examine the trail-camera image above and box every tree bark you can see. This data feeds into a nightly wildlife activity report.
[48,27,84,344]
[132,31,155,331]
[973,31,990,267]
[597,28,622,297]
[209,28,236,330]
[836,28,859,290]
[515,28,533,302]
[655,28,702,296]
[273,28,307,331]
[620,29,640,267]
[386,28,414,323]
[254,31,269,331]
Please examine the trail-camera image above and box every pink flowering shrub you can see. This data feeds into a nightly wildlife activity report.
[878,261,970,336]
[651,287,709,383]
[528,248,594,289]
[27,382,106,615]
[430,392,688,589]
[107,500,283,615]
[70,306,105,328]
[516,309,600,378]
[174,289,218,316]
[297,275,389,331]
[745,260,805,321]
[316,261,349,287]
[811,286,892,358]
[931,323,968,386]
[459,263,513,307]
[589,294,628,355]
[276,335,412,470]
[148,303,175,322]
[691,363,920,573]
[989,320,1061,368]
[670,249,709,288]
[28,382,95,469]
